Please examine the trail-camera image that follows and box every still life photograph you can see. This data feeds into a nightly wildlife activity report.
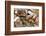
[5,1,45,35]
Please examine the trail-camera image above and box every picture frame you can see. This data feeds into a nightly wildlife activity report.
[5,1,45,35]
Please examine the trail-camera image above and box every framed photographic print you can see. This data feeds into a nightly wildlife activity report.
[5,1,45,35]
